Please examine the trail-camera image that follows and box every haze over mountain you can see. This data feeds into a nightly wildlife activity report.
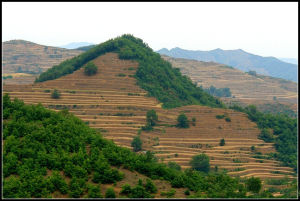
[157,48,298,82]
[278,58,298,65]
[60,42,95,49]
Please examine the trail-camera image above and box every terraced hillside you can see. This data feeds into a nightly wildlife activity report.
[2,40,83,84]
[161,55,298,114]
[3,53,296,184]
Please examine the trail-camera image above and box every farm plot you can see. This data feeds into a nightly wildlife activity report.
[3,52,295,185]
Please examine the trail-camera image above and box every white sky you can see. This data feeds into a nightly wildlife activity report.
[2,2,298,58]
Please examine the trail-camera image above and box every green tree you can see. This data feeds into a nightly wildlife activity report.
[176,113,189,128]
[258,128,274,142]
[219,138,225,146]
[190,154,210,173]
[131,136,142,152]
[146,109,158,127]
[51,89,61,99]
[168,161,181,171]
[144,178,157,193]
[84,61,98,76]
[105,187,116,198]
[87,184,102,198]
[246,177,262,193]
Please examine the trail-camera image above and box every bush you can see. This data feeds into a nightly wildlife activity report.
[167,161,181,171]
[216,114,225,119]
[190,154,210,173]
[145,179,157,193]
[246,177,262,193]
[225,117,231,122]
[131,136,142,152]
[219,138,225,146]
[184,190,190,195]
[146,109,158,127]
[258,128,274,142]
[176,113,189,128]
[105,187,116,198]
[51,89,61,99]
[84,61,98,76]
[87,184,102,198]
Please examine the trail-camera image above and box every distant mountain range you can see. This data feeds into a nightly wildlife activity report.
[157,47,298,82]
[278,58,298,65]
[60,42,95,49]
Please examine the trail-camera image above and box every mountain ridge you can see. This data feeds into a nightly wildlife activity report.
[157,48,298,82]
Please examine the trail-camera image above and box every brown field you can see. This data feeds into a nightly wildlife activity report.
[162,55,298,113]
[2,39,83,74]
[3,53,296,188]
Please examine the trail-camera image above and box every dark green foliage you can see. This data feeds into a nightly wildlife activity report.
[176,113,189,128]
[144,178,157,193]
[216,114,225,119]
[120,184,132,195]
[131,136,142,152]
[168,161,181,171]
[184,190,190,195]
[35,34,225,109]
[105,187,116,198]
[117,73,126,77]
[204,85,232,97]
[84,61,98,76]
[219,138,225,146]
[229,104,297,172]
[146,109,158,127]
[3,75,13,80]
[190,154,210,173]
[258,128,274,142]
[225,117,231,122]
[51,89,61,99]
[246,177,262,193]
[87,184,103,198]
[4,95,294,198]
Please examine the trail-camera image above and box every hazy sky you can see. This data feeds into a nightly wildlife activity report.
[2,2,298,58]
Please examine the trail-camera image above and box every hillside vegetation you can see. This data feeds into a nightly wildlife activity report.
[35,34,224,109]
[229,105,297,172]
[3,94,280,198]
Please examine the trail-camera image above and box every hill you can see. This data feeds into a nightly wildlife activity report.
[157,47,298,82]
[60,42,95,49]
[3,35,297,198]
[161,55,298,117]
[2,40,83,85]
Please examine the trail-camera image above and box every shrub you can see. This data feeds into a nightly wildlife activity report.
[146,109,158,127]
[105,187,116,198]
[184,190,190,195]
[219,138,225,146]
[246,177,262,193]
[51,89,61,99]
[190,154,210,173]
[216,114,225,119]
[176,113,189,128]
[87,184,102,198]
[120,184,132,195]
[258,128,274,142]
[117,73,126,77]
[168,161,181,171]
[144,179,157,193]
[84,61,98,76]
[225,117,231,122]
[131,136,142,152]
[161,189,176,198]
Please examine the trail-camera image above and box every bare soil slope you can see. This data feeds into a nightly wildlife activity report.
[3,53,295,183]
